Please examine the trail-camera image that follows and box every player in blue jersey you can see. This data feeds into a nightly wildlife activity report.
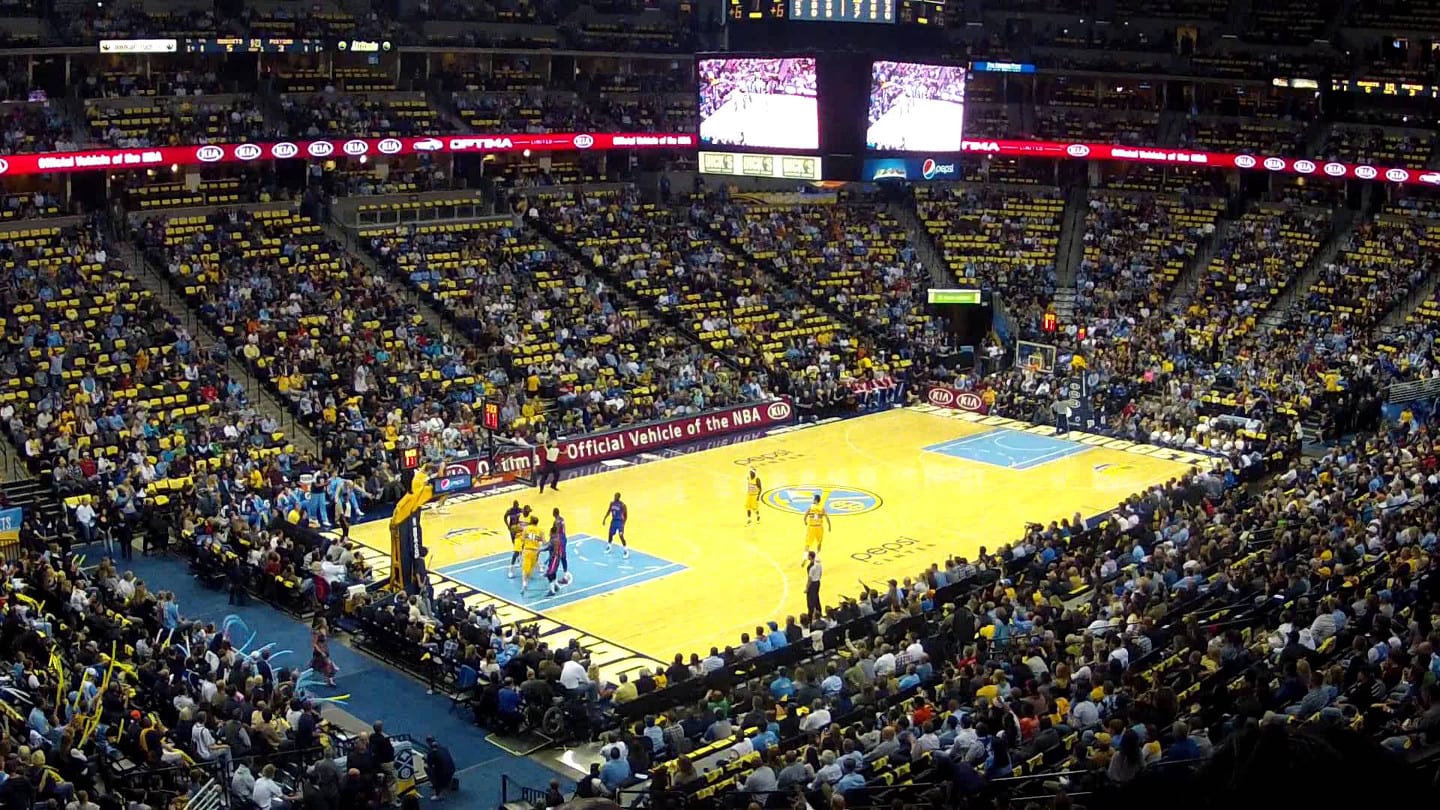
[605,492,629,558]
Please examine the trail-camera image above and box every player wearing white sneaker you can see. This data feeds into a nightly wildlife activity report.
[604,493,628,555]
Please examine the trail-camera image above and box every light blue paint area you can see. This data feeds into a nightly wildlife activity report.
[439,533,686,609]
[924,428,1091,470]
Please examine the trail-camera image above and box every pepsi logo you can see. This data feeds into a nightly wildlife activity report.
[234,144,262,161]
[1386,168,1410,183]
[0,158,10,175]
[1323,162,1346,177]
[307,141,335,158]
[1234,155,1257,169]
[1263,157,1286,171]
[1293,160,1316,174]
[196,145,225,163]
[1355,165,1378,180]
[1066,144,1091,158]
[343,139,369,156]
[920,159,956,180]
[766,401,793,421]
[927,388,955,407]
[272,142,299,159]
[377,138,403,155]
[573,134,595,149]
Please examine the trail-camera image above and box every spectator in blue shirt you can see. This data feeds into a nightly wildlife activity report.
[834,759,866,795]
[766,622,788,650]
[643,716,665,754]
[769,668,796,701]
[755,627,774,655]
[600,747,632,794]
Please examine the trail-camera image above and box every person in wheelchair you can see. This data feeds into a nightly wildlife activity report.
[494,678,524,734]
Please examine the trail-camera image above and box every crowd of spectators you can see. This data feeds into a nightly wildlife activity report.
[279,93,452,139]
[363,213,756,440]
[136,206,486,466]
[1076,193,1223,320]
[915,185,1063,341]
[88,98,274,149]
[708,201,943,356]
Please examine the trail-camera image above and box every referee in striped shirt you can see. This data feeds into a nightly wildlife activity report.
[805,551,823,620]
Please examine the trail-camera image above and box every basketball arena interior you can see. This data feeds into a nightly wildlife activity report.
[2,1,1440,809]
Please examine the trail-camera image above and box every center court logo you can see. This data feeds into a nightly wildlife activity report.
[763,486,882,516]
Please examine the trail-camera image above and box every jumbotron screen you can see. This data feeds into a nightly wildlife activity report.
[866,60,967,152]
[698,56,820,151]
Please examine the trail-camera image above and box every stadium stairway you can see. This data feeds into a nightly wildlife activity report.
[1054,186,1089,289]
[321,217,496,364]
[114,238,324,455]
[1382,268,1440,330]
[1258,205,1358,334]
[699,205,908,357]
[888,198,952,290]
[1050,286,1077,323]
[527,216,750,376]
[1167,216,1231,312]
[422,84,474,134]
[0,478,65,531]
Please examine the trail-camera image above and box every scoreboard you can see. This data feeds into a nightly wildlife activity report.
[790,0,894,23]
[731,0,939,22]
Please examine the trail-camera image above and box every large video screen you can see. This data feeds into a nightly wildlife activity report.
[866,60,967,152]
[698,57,820,151]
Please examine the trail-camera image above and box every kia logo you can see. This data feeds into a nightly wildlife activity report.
[927,388,955,407]
[377,138,403,155]
[1234,155,1257,169]
[1066,144,1091,158]
[1323,162,1346,176]
[1386,168,1410,183]
[1293,160,1316,174]
[307,141,335,158]
[343,139,369,156]
[443,463,469,476]
[0,158,10,175]
[234,144,262,161]
[766,401,793,421]
[196,145,225,163]
[573,134,595,149]
[956,392,983,411]
[1263,157,1285,171]
[1355,165,1377,180]
[272,142,299,159]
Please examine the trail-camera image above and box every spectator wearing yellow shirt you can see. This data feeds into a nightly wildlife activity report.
[613,673,639,704]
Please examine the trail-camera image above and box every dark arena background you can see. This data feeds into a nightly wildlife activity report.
[1,2,1439,810]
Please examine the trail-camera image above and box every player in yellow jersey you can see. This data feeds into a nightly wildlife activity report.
[519,516,544,594]
[802,493,831,563]
[506,502,531,579]
[745,469,762,524]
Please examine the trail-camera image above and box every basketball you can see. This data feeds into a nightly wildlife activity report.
[559,572,574,586]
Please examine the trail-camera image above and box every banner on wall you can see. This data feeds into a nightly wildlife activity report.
[0,507,20,543]
[0,128,1436,187]
[925,385,985,412]
[440,398,796,485]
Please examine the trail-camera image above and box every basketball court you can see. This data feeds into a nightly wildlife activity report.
[347,406,1212,680]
